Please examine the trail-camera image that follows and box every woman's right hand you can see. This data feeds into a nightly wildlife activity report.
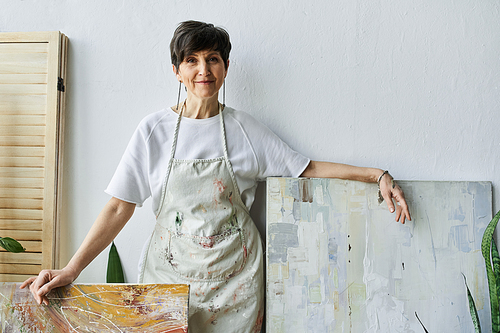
[19,197,135,306]
[19,266,78,305]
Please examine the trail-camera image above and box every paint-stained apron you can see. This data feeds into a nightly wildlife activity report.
[138,105,264,333]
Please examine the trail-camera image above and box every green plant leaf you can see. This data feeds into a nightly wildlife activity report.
[107,241,125,283]
[0,237,25,253]
[492,240,500,309]
[481,209,500,332]
[463,273,482,333]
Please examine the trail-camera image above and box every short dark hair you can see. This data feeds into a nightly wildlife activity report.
[170,20,231,71]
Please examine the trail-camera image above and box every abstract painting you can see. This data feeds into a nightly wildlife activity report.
[266,178,491,332]
[0,283,189,332]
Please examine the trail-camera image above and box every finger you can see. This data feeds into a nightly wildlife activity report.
[31,270,51,291]
[20,276,36,289]
[395,204,402,222]
[27,270,53,304]
[37,280,57,298]
[399,208,408,224]
[41,295,50,306]
[31,280,53,305]
[383,193,395,213]
[397,198,411,222]
[37,275,65,299]
[403,205,411,222]
[29,282,43,305]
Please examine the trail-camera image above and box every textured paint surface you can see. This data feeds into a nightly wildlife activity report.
[266,178,491,332]
[0,283,189,332]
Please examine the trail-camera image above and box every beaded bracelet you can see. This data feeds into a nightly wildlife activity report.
[377,170,389,184]
[377,170,394,204]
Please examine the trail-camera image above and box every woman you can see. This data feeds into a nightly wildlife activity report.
[21,21,410,332]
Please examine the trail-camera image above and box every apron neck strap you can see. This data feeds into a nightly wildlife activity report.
[170,103,227,160]
[219,105,230,162]
[169,101,184,161]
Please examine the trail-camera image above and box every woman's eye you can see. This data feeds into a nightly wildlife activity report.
[186,58,196,63]
[209,57,219,62]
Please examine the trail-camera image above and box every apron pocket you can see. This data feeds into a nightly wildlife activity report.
[168,228,247,281]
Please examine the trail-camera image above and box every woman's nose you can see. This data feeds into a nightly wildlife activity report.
[198,62,210,75]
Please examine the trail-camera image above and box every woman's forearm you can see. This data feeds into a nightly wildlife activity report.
[66,197,136,278]
[21,197,137,305]
[300,161,384,183]
[300,160,410,223]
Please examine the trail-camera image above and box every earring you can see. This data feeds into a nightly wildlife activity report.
[222,80,226,108]
[176,81,182,113]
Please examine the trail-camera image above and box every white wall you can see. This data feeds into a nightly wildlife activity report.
[2,0,499,284]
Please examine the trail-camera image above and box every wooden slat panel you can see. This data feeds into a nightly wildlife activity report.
[0,43,47,53]
[0,95,46,114]
[0,240,41,253]
[0,126,45,136]
[0,32,54,42]
[0,220,43,230]
[0,177,44,189]
[0,115,46,126]
[0,53,47,74]
[0,252,42,264]
[0,167,44,178]
[0,63,47,75]
[0,264,41,275]
[0,136,45,146]
[0,209,43,220]
[0,94,47,105]
[0,198,43,209]
[0,274,34,282]
[0,53,47,63]
[0,105,46,114]
[0,157,44,167]
[0,147,45,157]
[0,230,42,240]
[0,188,44,199]
[0,73,47,84]
[0,84,47,95]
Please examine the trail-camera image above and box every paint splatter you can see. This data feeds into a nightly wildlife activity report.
[0,283,189,333]
[213,178,227,193]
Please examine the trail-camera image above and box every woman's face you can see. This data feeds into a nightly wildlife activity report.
[174,50,228,102]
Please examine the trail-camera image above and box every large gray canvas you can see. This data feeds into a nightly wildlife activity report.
[266,178,491,332]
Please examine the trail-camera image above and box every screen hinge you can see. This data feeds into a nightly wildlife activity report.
[57,77,65,92]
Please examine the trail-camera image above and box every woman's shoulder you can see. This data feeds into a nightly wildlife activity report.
[223,107,268,131]
[139,108,173,126]
[224,107,278,143]
[224,106,254,120]
[135,109,176,140]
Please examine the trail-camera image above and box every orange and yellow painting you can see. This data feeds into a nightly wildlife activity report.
[0,283,189,332]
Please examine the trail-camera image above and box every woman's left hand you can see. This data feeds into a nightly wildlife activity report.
[379,173,411,224]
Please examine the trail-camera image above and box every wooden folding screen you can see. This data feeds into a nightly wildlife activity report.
[0,32,68,282]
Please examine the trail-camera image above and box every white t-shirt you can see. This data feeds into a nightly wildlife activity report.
[105,107,310,214]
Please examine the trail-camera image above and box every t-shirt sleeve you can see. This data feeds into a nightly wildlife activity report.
[236,112,310,180]
[105,120,151,207]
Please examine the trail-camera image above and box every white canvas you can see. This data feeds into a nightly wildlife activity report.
[266,178,491,332]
